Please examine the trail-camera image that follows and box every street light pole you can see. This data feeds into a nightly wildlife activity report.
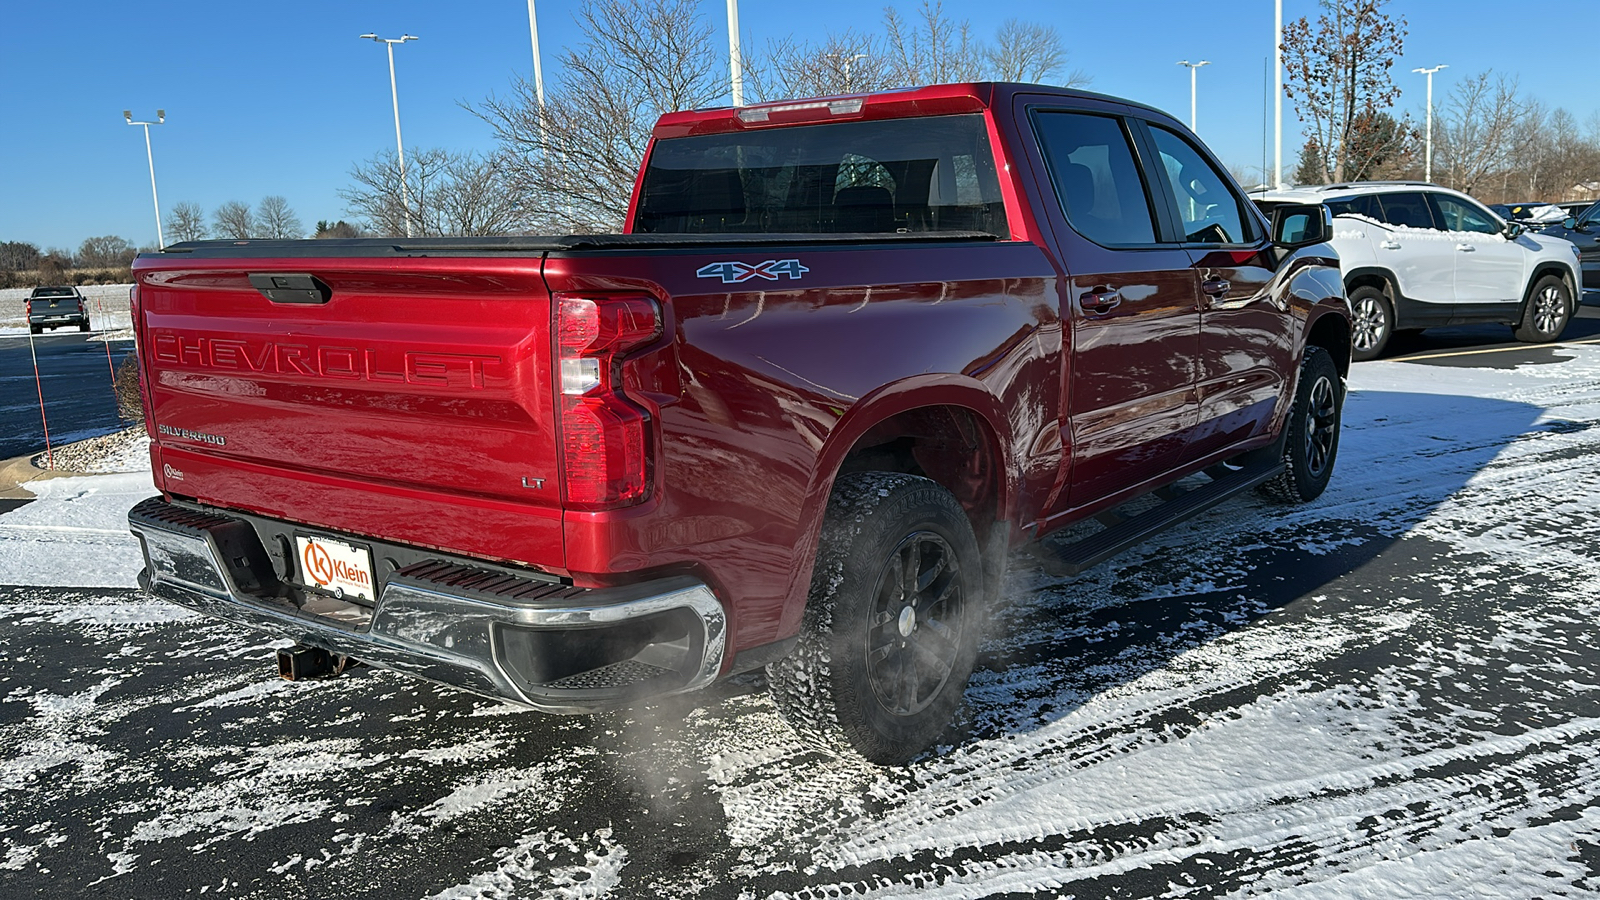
[1274,0,1284,188]
[123,109,166,249]
[360,33,419,237]
[1413,64,1448,183]
[526,1,546,109]
[1178,60,1211,133]
[726,0,744,106]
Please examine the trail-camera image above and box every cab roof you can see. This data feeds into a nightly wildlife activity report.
[651,82,1178,139]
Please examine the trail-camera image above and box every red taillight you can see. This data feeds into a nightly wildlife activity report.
[556,295,661,509]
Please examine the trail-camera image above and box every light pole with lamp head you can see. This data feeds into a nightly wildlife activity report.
[123,109,166,249]
[1177,60,1211,133]
[1413,64,1448,183]
[359,32,419,237]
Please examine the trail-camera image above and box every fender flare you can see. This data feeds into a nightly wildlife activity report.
[775,375,1016,637]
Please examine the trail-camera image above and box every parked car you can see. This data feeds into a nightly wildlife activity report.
[1539,202,1600,305]
[25,286,91,334]
[1489,202,1567,229]
[1253,182,1583,360]
[1556,201,1596,220]
[126,82,1350,764]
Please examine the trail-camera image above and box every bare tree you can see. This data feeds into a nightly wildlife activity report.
[0,241,41,271]
[1435,72,1531,196]
[342,148,532,237]
[884,1,983,85]
[212,201,256,239]
[165,202,208,243]
[747,30,894,100]
[1282,0,1407,183]
[475,0,724,232]
[256,196,304,239]
[76,235,136,268]
[986,20,1087,86]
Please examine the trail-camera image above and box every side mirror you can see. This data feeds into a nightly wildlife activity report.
[1271,203,1331,249]
[1504,221,1525,239]
[1563,216,1581,231]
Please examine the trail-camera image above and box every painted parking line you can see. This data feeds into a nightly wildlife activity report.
[1395,335,1600,363]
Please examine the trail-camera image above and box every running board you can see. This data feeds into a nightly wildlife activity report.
[1027,463,1282,577]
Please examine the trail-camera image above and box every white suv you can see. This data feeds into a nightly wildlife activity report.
[1253,183,1583,360]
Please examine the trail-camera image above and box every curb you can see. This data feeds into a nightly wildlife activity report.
[0,452,97,500]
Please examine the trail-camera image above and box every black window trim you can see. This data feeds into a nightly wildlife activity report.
[1025,105,1173,251]
[1132,117,1266,250]
[1375,190,1440,231]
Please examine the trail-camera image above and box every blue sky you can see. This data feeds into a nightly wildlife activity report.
[3,1,1595,251]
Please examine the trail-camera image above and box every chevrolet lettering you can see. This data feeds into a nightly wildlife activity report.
[150,332,502,388]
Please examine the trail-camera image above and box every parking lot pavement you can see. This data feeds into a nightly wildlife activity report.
[0,332,136,461]
[5,346,1600,898]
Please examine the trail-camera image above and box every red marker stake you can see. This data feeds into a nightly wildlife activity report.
[26,327,53,470]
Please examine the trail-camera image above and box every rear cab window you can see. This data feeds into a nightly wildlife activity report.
[632,114,1009,237]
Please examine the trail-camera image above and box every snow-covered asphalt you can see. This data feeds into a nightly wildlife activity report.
[5,342,1600,898]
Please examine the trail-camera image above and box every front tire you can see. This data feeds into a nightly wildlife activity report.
[1348,286,1393,361]
[1513,275,1572,343]
[1262,346,1342,503]
[767,473,984,765]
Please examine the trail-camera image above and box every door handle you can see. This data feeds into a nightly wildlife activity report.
[1201,277,1232,298]
[1080,290,1121,314]
[1380,240,1401,250]
[1456,243,1476,252]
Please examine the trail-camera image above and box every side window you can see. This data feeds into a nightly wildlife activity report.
[1148,125,1250,244]
[1580,203,1600,225]
[1328,194,1379,220]
[1376,192,1438,230]
[1033,111,1157,246]
[1429,194,1501,235]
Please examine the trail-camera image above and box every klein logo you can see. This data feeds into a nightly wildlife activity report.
[696,259,809,284]
[302,541,371,589]
[303,542,336,586]
[161,464,184,481]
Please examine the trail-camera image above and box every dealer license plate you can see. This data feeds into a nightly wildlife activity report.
[294,534,376,603]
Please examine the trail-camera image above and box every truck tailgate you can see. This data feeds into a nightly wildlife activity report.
[135,256,566,571]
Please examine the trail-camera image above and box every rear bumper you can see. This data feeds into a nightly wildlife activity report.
[28,314,87,325]
[128,497,727,713]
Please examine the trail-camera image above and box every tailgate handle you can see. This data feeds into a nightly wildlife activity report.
[248,273,333,305]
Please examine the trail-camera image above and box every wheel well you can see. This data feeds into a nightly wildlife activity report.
[1344,271,1393,303]
[1307,313,1352,379]
[835,405,1001,544]
[1525,264,1577,305]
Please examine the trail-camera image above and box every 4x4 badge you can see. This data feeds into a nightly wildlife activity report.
[696,259,809,284]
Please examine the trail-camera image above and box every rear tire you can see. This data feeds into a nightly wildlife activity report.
[1513,275,1572,343]
[1261,346,1342,503]
[29,325,41,335]
[767,473,984,765]
[79,322,90,332]
[1348,286,1393,361]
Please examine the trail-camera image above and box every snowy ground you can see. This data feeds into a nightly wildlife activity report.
[1,284,134,336]
[4,343,1600,897]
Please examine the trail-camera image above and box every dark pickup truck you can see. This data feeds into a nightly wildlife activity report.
[127,83,1350,763]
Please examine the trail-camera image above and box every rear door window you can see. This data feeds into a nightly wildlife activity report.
[1327,194,1380,220]
[1147,125,1252,245]
[1376,193,1438,230]
[1032,111,1158,246]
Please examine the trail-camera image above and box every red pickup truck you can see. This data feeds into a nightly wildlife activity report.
[128,83,1349,763]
